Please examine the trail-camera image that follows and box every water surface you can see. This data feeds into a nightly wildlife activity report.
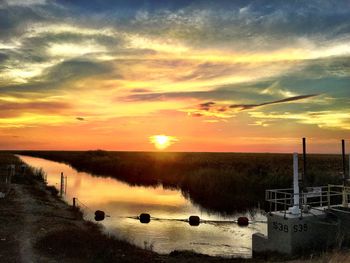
[19,155,266,257]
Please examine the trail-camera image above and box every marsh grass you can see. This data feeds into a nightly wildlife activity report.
[35,221,158,263]
[13,150,346,214]
[0,153,37,185]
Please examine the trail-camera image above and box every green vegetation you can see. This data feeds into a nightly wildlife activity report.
[14,150,346,214]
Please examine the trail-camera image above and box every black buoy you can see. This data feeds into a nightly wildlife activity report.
[94,210,105,221]
[139,213,151,223]
[189,216,200,226]
[237,216,249,226]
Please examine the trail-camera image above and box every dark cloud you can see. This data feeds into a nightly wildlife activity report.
[0,2,66,40]
[199,101,215,111]
[0,5,42,38]
[54,0,194,13]
[121,88,266,102]
[0,58,113,93]
[120,80,320,104]
[0,52,9,63]
[0,48,47,66]
[130,88,151,93]
[106,0,350,51]
[191,113,204,117]
[229,94,320,110]
[176,62,245,81]
[1,0,350,53]
[290,56,350,78]
[76,117,85,121]
[0,100,71,111]
[121,92,164,101]
[42,59,111,82]
[196,94,320,115]
[120,55,350,103]
[277,77,350,99]
[0,100,71,118]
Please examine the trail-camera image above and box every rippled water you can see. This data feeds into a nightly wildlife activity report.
[18,155,267,258]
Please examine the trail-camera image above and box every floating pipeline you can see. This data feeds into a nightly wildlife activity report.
[125,215,263,226]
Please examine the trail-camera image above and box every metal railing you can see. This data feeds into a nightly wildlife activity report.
[266,185,350,214]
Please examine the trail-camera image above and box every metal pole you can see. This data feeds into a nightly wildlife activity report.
[73,197,76,208]
[302,137,307,186]
[65,176,67,195]
[60,172,64,197]
[342,139,346,184]
[327,185,331,209]
[342,140,348,207]
[284,193,287,218]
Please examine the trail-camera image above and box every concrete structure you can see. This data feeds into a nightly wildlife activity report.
[253,208,339,256]
[252,151,350,257]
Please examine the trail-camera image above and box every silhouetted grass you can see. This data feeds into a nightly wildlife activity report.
[35,221,160,263]
[13,150,346,214]
[0,153,41,185]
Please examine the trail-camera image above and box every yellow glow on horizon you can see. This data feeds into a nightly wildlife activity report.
[249,111,350,130]
[0,96,30,103]
[149,135,179,150]
[0,114,71,128]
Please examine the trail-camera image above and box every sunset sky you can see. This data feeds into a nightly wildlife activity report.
[0,0,349,152]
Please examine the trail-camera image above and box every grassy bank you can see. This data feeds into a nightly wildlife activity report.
[13,150,345,214]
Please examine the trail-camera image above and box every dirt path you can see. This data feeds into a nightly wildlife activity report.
[14,184,37,263]
[1,179,41,263]
[0,188,22,262]
[4,182,83,263]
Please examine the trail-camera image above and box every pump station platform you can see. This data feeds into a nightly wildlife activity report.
[253,184,350,256]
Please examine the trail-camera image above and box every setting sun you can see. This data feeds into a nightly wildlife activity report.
[149,135,178,150]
